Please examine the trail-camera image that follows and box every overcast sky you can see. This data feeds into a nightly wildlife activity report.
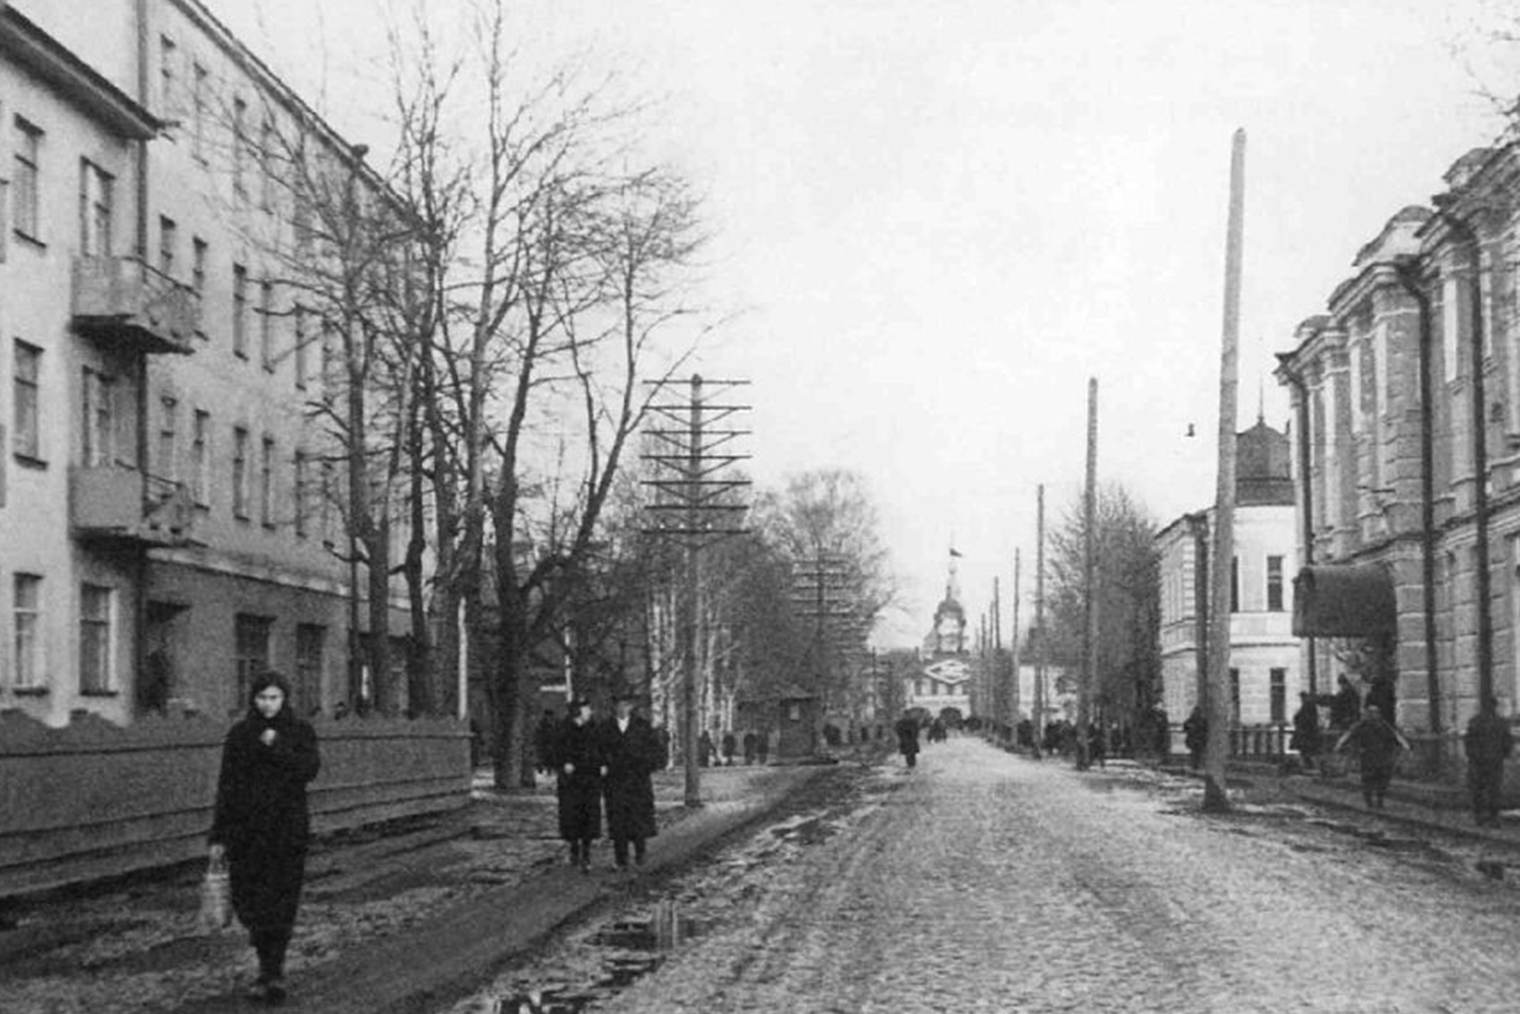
[217,0,1515,646]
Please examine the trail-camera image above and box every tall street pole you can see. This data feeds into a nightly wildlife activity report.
[1079,377,1098,770]
[683,374,704,808]
[1034,484,1046,759]
[1012,548,1021,737]
[1204,128,1246,812]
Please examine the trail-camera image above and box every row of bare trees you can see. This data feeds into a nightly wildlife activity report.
[214,2,896,786]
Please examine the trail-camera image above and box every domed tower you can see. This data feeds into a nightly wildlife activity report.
[924,550,968,656]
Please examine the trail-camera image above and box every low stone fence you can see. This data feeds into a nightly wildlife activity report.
[0,709,472,898]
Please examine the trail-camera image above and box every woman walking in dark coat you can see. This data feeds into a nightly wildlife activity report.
[209,671,321,1004]
[554,698,603,871]
[895,714,920,769]
[600,694,665,869]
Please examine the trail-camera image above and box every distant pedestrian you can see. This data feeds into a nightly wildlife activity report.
[743,730,758,765]
[554,698,603,871]
[895,715,920,769]
[1335,703,1410,811]
[1365,673,1396,728]
[1328,675,1361,732]
[1291,693,1323,772]
[600,695,665,869]
[1465,696,1515,828]
[721,730,737,767]
[534,708,560,776]
[1183,705,1207,771]
[209,671,321,1005]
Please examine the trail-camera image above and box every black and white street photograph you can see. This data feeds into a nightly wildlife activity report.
[7,1,1520,1011]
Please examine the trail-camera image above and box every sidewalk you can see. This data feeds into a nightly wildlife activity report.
[1221,756,1520,851]
[0,762,833,1014]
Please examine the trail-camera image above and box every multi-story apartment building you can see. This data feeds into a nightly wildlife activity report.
[0,1,412,726]
[1276,143,1520,749]
[1157,419,1300,735]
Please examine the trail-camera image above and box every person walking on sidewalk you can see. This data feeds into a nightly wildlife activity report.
[554,698,604,872]
[1335,703,1410,811]
[600,693,665,870]
[1183,705,1208,771]
[1291,692,1323,773]
[1465,696,1515,828]
[209,671,321,1005]
[895,714,920,769]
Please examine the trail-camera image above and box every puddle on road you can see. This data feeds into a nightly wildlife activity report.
[479,901,708,1014]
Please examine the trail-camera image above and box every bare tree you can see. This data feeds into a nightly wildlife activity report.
[1046,482,1161,732]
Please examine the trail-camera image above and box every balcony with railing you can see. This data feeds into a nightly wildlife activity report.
[71,467,197,546]
[71,257,199,355]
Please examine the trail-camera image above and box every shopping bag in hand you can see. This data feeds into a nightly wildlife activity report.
[198,854,233,933]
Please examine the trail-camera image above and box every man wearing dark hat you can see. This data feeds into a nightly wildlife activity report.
[554,697,603,871]
[599,692,665,870]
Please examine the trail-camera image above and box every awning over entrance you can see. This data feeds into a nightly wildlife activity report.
[1292,564,1396,639]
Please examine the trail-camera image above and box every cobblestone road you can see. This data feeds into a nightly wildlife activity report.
[579,737,1520,1014]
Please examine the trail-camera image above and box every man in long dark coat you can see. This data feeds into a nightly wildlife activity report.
[600,694,665,869]
[1291,692,1323,772]
[895,714,920,769]
[554,698,603,871]
[1466,696,1515,828]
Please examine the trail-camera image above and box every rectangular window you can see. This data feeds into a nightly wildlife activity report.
[78,160,114,256]
[1229,667,1241,724]
[14,340,41,460]
[81,367,115,466]
[1266,555,1284,612]
[232,97,248,198]
[13,117,42,240]
[191,236,207,295]
[79,584,114,694]
[295,623,325,716]
[14,573,43,689]
[191,409,210,506]
[260,279,275,371]
[320,461,335,544]
[1269,668,1287,725]
[293,189,311,254]
[159,36,177,115]
[157,396,177,481]
[192,63,208,159]
[234,613,273,706]
[232,264,248,357]
[259,119,275,210]
[293,305,308,389]
[232,426,249,518]
[260,434,275,527]
[158,216,177,278]
[1230,556,1240,613]
[293,449,308,537]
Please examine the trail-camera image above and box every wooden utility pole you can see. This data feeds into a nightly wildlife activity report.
[1204,129,1246,812]
[1034,484,1046,759]
[1079,377,1098,770]
[1011,548,1021,736]
[641,375,752,809]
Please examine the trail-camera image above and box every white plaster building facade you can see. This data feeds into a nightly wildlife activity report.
[1158,420,1301,734]
[0,1,414,726]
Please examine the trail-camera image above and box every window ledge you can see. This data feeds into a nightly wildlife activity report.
[80,688,119,698]
[12,452,48,470]
[12,229,45,250]
[12,685,50,697]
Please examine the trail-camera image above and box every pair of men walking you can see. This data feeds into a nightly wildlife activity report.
[553,694,665,872]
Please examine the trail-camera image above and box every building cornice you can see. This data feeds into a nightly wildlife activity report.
[0,6,161,139]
